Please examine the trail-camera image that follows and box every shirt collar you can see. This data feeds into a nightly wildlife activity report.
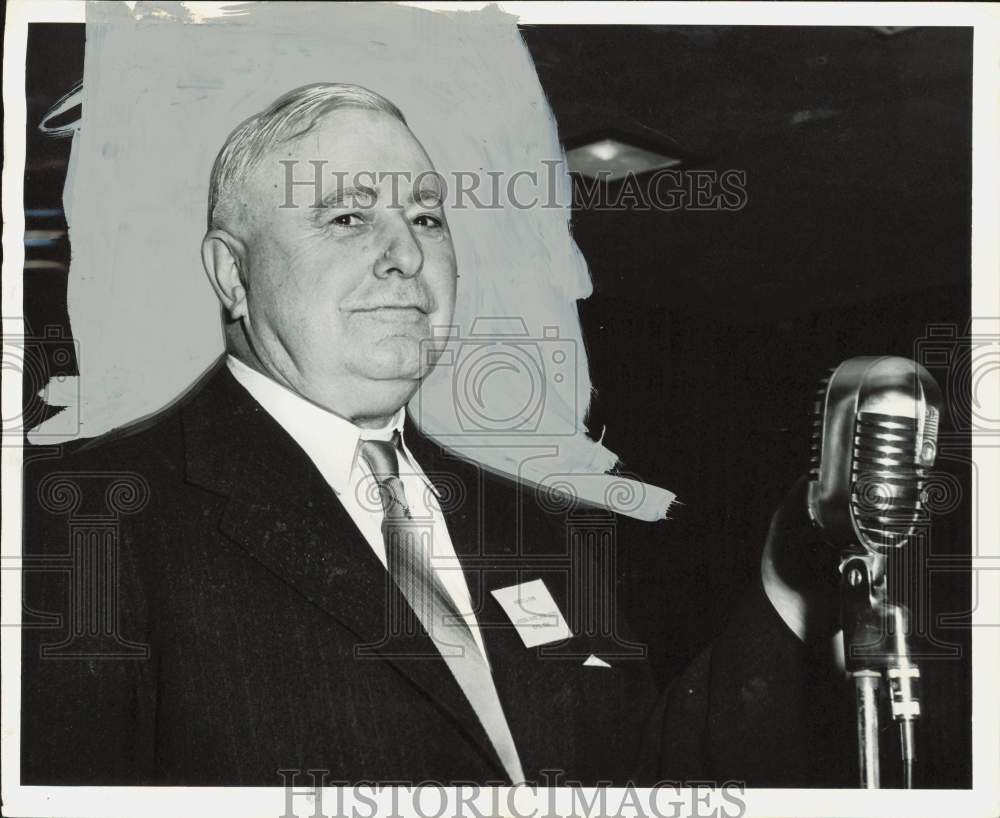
[226,354,423,496]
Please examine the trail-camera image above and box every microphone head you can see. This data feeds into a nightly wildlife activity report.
[808,356,943,553]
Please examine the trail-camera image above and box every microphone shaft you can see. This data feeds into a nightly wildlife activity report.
[855,671,881,789]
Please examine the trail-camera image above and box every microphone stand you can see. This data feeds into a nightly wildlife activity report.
[840,550,920,789]
[807,355,939,789]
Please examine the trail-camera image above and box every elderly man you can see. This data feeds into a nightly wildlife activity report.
[22,83,846,787]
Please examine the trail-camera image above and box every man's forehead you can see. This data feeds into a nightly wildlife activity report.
[283,108,430,168]
[249,111,436,205]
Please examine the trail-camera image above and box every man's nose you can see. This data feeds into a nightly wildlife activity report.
[374,216,424,280]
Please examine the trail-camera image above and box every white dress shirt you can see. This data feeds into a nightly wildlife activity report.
[226,355,489,660]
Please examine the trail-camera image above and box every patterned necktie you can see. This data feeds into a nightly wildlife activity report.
[358,433,525,784]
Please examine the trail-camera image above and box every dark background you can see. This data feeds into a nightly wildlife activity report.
[21,24,973,787]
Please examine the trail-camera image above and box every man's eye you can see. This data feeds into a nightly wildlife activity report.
[413,214,443,229]
[330,213,365,227]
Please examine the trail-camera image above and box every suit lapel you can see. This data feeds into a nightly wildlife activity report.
[181,364,506,777]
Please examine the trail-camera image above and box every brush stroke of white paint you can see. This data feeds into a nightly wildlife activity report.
[33,0,675,520]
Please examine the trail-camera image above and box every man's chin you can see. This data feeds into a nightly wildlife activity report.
[354,338,432,383]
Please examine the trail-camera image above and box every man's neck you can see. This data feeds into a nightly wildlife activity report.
[226,350,403,430]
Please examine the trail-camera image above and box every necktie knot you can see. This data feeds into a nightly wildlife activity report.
[358,431,401,479]
[359,433,410,518]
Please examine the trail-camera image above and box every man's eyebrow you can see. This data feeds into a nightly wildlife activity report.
[315,185,378,209]
[408,185,444,206]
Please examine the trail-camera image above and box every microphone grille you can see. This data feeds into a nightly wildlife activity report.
[851,411,928,551]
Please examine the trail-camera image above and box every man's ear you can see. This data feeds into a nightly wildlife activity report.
[201,229,250,321]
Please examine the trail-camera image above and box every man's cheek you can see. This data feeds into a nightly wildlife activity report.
[427,272,457,319]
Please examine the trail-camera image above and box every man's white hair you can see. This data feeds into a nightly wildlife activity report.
[207,82,406,229]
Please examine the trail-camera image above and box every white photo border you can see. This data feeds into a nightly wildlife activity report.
[2,2,998,817]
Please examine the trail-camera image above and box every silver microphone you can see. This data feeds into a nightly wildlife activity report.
[806,355,943,789]
[808,355,942,553]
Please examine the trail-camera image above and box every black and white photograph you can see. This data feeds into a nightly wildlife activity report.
[2,2,998,817]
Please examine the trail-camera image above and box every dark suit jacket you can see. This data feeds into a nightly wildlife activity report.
[21,362,852,786]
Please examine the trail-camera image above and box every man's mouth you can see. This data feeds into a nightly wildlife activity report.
[351,305,429,323]
[354,304,427,314]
